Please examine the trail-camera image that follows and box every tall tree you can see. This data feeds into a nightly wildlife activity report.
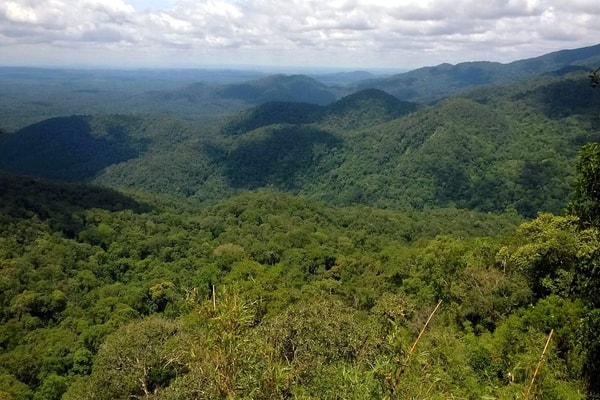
[568,140,600,396]
[590,66,600,88]
[567,143,600,228]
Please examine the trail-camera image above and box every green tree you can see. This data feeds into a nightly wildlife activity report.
[33,373,69,400]
[63,317,183,400]
[568,143,600,228]
[590,66,600,88]
[508,214,583,298]
[0,370,32,400]
[567,142,600,396]
[163,289,267,399]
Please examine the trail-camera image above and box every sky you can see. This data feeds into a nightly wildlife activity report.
[1,0,599,71]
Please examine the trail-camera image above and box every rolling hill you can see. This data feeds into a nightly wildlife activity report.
[356,43,600,102]
[2,69,599,217]
[216,74,339,104]
[0,115,148,181]
[222,89,419,135]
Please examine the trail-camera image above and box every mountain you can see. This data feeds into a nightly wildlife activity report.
[321,88,420,130]
[209,73,600,216]
[0,67,265,130]
[222,89,419,134]
[138,74,341,123]
[356,43,600,102]
[216,74,339,104]
[1,45,600,217]
[222,102,325,135]
[2,72,598,216]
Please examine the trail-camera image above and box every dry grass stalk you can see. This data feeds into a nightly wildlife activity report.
[524,329,554,399]
[408,300,442,357]
[408,299,443,358]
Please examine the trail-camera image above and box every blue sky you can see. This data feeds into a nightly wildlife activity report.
[127,0,174,11]
[1,0,599,70]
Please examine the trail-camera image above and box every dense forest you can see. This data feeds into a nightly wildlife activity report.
[2,71,600,217]
[1,45,600,399]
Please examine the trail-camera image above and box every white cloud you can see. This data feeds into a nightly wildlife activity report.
[3,2,39,24]
[553,0,600,14]
[0,0,598,68]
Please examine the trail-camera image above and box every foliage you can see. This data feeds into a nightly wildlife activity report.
[63,317,183,399]
[568,143,600,228]
[2,46,600,397]
[0,115,148,180]
[2,72,599,217]
[0,172,598,398]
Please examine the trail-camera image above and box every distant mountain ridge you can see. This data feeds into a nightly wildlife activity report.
[308,70,377,86]
[1,43,598,132]
[157,43,600,107]
[356,43,600,102]
[217,74,338,104]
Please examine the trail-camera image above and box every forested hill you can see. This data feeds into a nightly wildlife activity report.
[0,69,338,130]
[216,74,339,104]
[0,115,148,181]
[2,71,600,217]
[356,42,600,102]
[151,74,341,108]
[222,89,419,135]
[2,44,599,132]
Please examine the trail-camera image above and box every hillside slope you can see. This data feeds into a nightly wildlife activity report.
[1,72,599,217]
[222,89,419,135]
[357,43,600,102]
[216,74,339,105]
[209,72,600,216]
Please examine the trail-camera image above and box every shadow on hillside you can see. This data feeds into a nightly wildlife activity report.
[535,78,600,121]
[221,102,324,135]
[0,172,151,237]
[209,125,342,191]
[0,115,148,181]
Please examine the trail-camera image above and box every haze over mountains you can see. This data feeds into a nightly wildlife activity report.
[1,42,599,129]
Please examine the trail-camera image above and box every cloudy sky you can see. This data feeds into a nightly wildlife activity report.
[1,0,599,71]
